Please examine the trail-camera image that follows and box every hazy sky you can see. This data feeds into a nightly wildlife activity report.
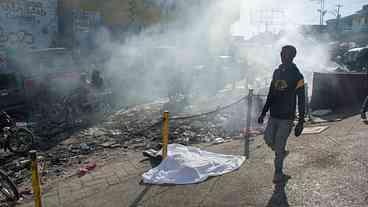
[233,0,367,37]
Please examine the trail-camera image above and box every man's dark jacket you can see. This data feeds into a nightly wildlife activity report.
[261,63,305,121]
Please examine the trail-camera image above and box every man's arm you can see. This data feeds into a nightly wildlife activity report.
[261,72,275,117]
[261,82,273,116]
[294,78,305,137]
[296,79,305,122]
[361,96,368,120]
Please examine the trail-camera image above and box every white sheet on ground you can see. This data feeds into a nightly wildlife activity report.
[142,144,245,185]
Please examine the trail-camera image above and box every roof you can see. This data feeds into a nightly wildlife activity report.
[348,46,368,52]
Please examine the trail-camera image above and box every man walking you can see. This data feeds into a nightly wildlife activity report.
[258,45,305,183]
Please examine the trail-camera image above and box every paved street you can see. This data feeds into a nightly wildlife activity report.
[19,114,368,207]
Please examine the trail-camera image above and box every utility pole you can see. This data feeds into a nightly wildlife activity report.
[336,3,343,30]
[317,0,327,25]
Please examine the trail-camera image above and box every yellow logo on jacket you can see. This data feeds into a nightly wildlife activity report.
[274,80,288,91]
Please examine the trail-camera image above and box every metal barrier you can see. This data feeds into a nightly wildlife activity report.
[30,150,42,207]
[244,89,254,159]
[156,85,310,160]
[310,72,368,110]
[159,89,257,160]
[305,83,311,121]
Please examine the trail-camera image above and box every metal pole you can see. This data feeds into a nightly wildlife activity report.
[162,111,169,160]
[244,89,253,159]
[305,83,311,121]
[30,150,42,207]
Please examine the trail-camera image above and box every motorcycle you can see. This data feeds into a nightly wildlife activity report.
[0,111,34,154]
[0,169,19,203]
[63,87,113,126]
[0,111,32,203]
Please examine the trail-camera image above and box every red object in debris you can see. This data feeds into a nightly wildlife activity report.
[78,168,89,177]
[85,162,96,170]
[78,162,97,177]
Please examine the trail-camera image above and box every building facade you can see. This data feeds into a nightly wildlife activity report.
[327,4,368,33]
[352,5,368,32]
[0,0,58,71]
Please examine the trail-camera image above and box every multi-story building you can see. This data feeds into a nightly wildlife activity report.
[326,4,368,44]
[352,4,368,32]
[327,4,368,33]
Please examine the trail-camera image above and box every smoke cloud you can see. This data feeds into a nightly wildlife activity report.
[232,0,336,93]
[95,0,241,107]
[81,0,336,107]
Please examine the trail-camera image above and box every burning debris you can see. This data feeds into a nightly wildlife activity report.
[0,91,265,194]
[0,0,366,205]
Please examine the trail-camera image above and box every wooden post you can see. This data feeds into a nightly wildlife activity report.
[162,111,169,159]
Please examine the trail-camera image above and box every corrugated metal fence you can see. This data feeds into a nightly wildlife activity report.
[310,72,368,110]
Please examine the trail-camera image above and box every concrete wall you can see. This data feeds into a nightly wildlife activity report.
[0,0,239,68]
[0,0,58,71]
[0,0,58,50]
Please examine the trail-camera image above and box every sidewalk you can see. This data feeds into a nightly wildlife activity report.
[19,115,368,207]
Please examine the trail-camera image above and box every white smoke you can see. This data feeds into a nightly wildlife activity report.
[231,0,336,92]
[93,0,241,107]
[91,0,335,106]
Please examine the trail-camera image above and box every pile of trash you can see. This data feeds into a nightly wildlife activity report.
[2,92,265,194]
[104,94,263,147]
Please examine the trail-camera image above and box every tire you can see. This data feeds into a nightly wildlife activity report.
[0,170,19,202]
[8,128,34,154]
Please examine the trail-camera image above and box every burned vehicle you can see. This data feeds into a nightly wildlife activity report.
[342,46,368,72]
[1,48,112,127]
[0,73,27,117]
[15,48,82,122]
[23,49,112,126]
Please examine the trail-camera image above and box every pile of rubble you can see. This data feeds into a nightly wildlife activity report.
[3,92,265,196]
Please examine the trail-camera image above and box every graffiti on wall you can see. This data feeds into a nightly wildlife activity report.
[72,9,101,48]
[0,1,47,24]
[73,10,101,33]
[0,0,58,51]
[0,27,34,45]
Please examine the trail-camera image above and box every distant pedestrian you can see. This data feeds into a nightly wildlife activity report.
[258,45,305,183]
[91,70,104,89]
[361,96,368,123]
